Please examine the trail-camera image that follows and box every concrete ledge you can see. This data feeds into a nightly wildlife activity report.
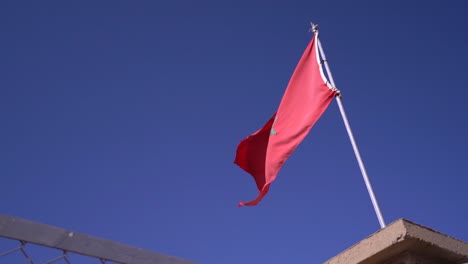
[325,219,468,264]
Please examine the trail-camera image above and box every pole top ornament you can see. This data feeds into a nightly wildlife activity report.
[310,22,318,33]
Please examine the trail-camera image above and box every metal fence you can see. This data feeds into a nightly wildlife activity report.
[0,214,196,264]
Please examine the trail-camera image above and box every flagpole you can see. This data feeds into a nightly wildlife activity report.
[313,24,386,229]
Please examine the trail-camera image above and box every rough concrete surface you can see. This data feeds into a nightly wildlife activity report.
[324,219,468,264]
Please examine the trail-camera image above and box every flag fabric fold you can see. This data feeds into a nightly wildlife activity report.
[234,33,338,206]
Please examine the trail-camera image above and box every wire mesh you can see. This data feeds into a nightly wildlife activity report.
[0,237,118,264]
[0,215,195,264]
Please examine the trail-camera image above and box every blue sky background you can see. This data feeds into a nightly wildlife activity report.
[1,1,468,263]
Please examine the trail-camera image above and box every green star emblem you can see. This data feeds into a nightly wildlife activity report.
[270,117,278,136]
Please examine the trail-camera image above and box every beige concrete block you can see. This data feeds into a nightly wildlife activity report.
[325,219,468,264]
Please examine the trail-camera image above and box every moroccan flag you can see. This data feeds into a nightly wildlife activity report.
[234,33,339,206]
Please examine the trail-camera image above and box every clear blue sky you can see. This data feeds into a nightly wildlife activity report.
[1,1,468,263]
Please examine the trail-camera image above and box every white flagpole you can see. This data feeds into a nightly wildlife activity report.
[312,24,386,228]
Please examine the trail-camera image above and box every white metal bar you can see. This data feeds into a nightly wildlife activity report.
[316,33,386,229]
[0,214,196,264]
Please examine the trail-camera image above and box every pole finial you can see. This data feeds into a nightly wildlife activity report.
[309,22,318,33]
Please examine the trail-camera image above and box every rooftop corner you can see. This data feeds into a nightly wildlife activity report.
[325,218,468,264]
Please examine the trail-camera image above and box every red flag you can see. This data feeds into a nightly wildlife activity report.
[235,34,338,206]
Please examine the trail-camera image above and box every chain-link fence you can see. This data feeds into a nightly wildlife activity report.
[0,237,113,263]
[0,215,195,264]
